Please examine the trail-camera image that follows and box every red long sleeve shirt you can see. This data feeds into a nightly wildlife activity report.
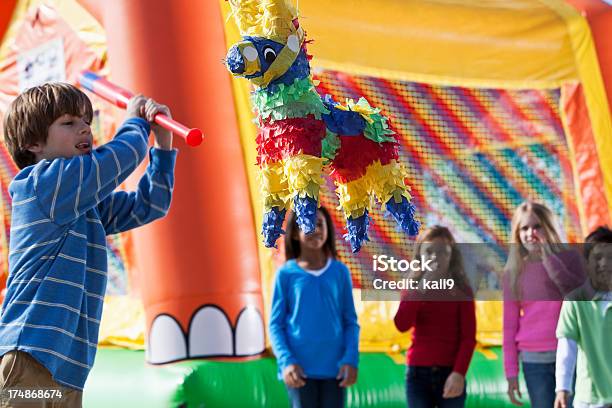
[394,298,477,376]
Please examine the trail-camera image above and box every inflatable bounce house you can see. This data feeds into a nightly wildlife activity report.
[0,0,610,406]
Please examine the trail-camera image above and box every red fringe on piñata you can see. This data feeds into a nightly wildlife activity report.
[256,115,326,165]
[330,135,399,183]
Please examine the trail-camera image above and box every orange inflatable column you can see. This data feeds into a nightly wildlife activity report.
[565,0,612,114]
[562,83,611,233]
[0,0,17,42]
[82,0,265,363]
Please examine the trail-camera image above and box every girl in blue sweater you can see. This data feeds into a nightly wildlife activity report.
[269,206,360,408]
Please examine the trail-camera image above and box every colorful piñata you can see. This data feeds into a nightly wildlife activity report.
[225,0,420,252]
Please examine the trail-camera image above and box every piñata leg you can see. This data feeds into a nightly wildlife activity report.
[336,177,371,253]
[368,160,420,236]
[284,154,325,234]
[261,162,290,247]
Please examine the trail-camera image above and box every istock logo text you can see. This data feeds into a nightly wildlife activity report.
[372,255,433,272]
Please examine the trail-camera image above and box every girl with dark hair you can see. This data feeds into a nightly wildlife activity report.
[269,206,360,408]
[394,226,476,408]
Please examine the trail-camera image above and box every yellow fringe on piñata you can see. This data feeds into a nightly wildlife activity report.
[261,155,325,212]
[336,177,371,219]
[367,160,413,208]
[336,160,413,219]
[260,161,291,212]
[228,0,299,44]
[335,97,377,124]
[283,154,326,201]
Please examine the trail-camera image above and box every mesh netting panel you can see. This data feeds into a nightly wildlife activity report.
[312,69,580,288]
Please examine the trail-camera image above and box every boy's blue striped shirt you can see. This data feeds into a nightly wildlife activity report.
[0,117,176,390]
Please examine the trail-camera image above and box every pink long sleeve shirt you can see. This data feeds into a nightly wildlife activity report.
[503,249,586,378]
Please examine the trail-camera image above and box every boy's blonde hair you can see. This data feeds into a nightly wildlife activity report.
[504,201,562,298]
[3,83,93,169]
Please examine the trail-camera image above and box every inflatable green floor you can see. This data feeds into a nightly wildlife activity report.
[84,347,525,407]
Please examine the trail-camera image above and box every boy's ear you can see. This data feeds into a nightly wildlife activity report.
[26,143,43,153]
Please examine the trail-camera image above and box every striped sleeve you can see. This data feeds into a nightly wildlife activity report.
[33,118,150,226]
[97,147,177,235]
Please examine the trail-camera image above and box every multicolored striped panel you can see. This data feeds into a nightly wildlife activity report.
[313,69,581,288]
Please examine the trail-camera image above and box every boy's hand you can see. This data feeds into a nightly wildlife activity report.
[337,365,357,387]
[283,364,306,388]
[126,95,147,120]
[554,391,569,408]
[126,96,173,150]
[145,99,173,151]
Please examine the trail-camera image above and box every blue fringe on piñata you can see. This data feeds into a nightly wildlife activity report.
[293,195,318,235]
[345,211,371,253]
[385,196,420,236]
[262,207,287,248]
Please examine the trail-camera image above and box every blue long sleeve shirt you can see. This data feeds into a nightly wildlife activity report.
[269,259,360,379]
[0,117,176,390]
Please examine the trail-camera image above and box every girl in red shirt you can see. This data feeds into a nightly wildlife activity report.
[394,226,477,408]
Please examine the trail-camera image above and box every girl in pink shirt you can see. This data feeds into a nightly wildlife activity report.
[503,202,586,408]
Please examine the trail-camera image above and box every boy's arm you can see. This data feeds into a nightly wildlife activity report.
[555,302,580,406]
[97,147,176,234]
[268,272,298,373]
[33,118,150,225]
[555,337,577,394]
[339,264,360,368]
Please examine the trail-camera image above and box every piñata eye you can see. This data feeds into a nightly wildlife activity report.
[263,46,277,64]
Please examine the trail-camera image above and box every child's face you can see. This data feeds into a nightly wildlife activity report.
[296,211,328,251]
[587,243,612,292]
[419,237,452,278]
[518,211,546,252]
[27,113,93,162]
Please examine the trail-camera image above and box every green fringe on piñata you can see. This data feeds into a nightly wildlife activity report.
[347,98,396,144]
[251,77,329,122]
[321,129,340,163]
